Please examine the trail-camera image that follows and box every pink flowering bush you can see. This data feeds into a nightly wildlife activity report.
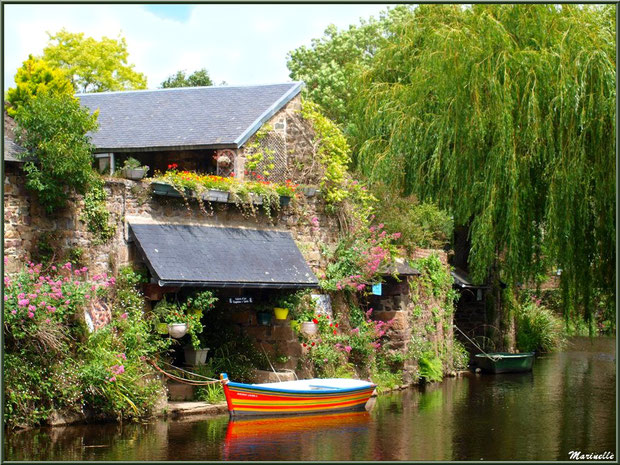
[300,308,394,379]
[4,260,114,343]
[320,222,401,292]
[4,261,167,428]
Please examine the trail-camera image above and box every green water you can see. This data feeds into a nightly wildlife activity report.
[3,336,616,461]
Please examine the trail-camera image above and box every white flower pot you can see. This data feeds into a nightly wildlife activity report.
[168,323,188,338]
[300,321,318,336]
[184,346,210,366]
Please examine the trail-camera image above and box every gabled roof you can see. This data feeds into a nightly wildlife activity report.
[129,223,319,289]
[77,82,303,153]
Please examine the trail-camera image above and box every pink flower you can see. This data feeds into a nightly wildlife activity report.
[108,376,116,382]
[62,262,72,270]
[18,299,29,307]
[17,293,25,299]
[120,312,128,320]
[3,257,7,265]
[344,345,352,354]
[3,296,8,302]
[118,353,127,360]
[51,265,57,271]
[11,310,17,315]
[45,318,51,324]
[28,305,36,311]
[27,312,35,318]
[351,328,359,334]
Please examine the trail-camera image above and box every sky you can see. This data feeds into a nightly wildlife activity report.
[3,3,398,92]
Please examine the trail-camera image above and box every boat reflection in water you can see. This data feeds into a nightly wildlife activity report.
[222,411,372,460]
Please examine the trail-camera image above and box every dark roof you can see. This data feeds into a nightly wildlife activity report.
[129,223,318,288]
[78,82,303,153]
[4,136,27,162]
[451,268,489,289]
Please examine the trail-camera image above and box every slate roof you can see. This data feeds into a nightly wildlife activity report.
[451,268,489,289]
[78,82,303,153]
[129,223,319,288]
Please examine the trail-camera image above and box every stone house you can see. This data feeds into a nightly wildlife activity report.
[3,83,455,386]
[77,82,305,182]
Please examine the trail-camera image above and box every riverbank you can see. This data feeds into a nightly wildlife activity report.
[42,369,472,428]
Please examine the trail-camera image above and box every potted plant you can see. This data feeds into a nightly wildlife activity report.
[184,344,210,366]
[178,290,218,352]
[121,157,149,180]
[273,293,298,320]
[275,180,298,207]
[255,304,272,326]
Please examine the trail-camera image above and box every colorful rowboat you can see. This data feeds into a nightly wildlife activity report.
[220,373,377,417]
[474,352,535,374]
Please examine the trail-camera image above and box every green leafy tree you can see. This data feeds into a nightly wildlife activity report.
[14,93,99,212]
[287,5,413,127]
[161,68,213,88]
[42,29,147,93]
[351,4,615,323]
[6,55,74,116]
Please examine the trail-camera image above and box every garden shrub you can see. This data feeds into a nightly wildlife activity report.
[515,296,565,352]
[3,260,168,428]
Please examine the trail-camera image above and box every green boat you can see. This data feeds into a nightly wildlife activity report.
[474,352,535,374]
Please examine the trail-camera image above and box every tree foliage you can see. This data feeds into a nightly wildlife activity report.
[14,93,99,212]
[161,68,213,88]
[6,55,74,116]
[42,29,147,93]
[287,5,413,127]
[350,4,615,320]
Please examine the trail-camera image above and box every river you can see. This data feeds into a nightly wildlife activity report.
[4,336,615,461]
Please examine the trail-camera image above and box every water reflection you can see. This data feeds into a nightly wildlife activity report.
[222,411,371,461]
[3,337,615,461]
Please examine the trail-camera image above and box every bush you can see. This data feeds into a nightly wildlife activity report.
[417,351,443,382]
[15,93,99,213]
[370,182,453,251]
[3,261,167,428]
[515,297,565,353]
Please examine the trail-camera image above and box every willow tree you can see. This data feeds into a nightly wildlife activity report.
[351,4,615,323]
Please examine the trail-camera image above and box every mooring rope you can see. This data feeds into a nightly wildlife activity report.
[148,360,221,386]
[452,325,502,362]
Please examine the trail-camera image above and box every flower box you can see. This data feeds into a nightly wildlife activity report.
[202,189,229,203]
[151,181,185,198]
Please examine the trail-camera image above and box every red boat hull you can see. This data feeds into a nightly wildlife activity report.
[222,378,376,417]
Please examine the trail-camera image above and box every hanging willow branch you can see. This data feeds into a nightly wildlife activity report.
[351,4,615,320]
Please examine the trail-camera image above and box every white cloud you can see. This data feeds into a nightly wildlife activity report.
[3,3,396,91]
